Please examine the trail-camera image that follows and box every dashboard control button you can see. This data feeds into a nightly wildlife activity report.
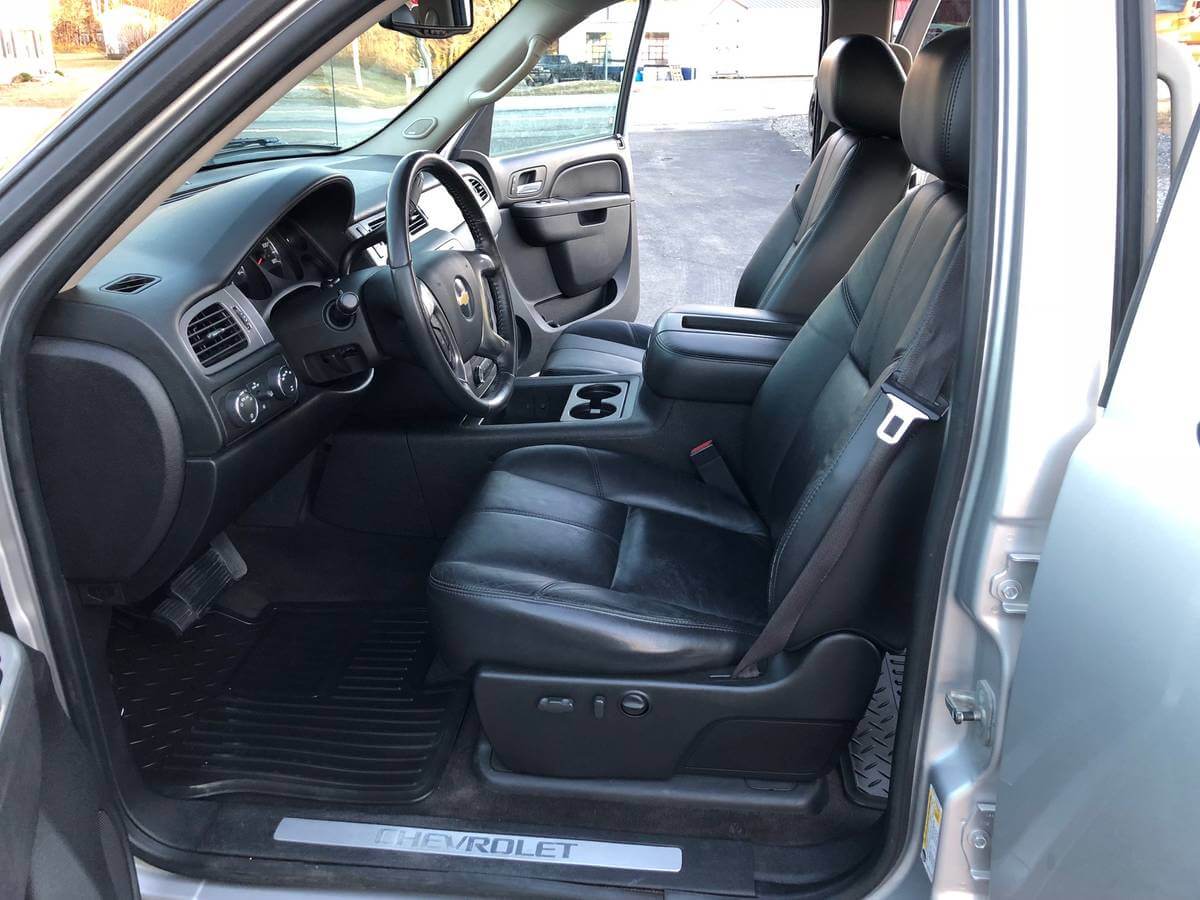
[224,388,260,427]
[270,364,298,399]
[248,378,274,403]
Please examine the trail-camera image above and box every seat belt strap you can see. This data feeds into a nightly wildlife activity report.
[690,440,749,506]
[734,245,966,678]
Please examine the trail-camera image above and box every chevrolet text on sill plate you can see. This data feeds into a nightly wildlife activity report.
[273,817,684,872]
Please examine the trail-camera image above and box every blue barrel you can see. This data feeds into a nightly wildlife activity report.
[635,68,643,82]
[681,67,694,80]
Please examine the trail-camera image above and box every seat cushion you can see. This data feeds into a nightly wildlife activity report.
[540,320,652,377]
[429,445,770,675]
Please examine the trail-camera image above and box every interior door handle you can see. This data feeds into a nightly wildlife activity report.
[514,181,544,196]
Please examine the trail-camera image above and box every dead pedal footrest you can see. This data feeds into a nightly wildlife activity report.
[153,534,246,636]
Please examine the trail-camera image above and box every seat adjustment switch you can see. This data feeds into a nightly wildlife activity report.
[536,696,574,714]
[620,691,650,717]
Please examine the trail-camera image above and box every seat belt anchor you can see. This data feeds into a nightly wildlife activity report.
[876,379,942,445]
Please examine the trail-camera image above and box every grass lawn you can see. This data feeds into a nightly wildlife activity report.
[0,51,123,172]
[0,51,121,109]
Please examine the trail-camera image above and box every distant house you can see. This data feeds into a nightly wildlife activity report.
[704,0,822,78]
[95,2,172,58]
[0,0,55,82]
[556,0,822,81]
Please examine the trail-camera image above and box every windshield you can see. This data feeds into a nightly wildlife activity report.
[1157,0,1186,12]
[206,1,516,166]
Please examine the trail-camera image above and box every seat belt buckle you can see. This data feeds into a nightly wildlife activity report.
[690,439,748,504]
[876,378,943,445]
[690,439,719,466]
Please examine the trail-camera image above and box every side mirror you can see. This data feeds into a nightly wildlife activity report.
[380,0,474,39]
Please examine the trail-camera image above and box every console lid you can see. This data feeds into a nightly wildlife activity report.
[644,305,802,403]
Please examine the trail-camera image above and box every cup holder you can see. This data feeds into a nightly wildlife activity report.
[569,400,618,420]
[576,384,621,402]
[560,381,629,423]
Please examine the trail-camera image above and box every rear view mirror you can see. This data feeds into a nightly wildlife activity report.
[380,0,474,39]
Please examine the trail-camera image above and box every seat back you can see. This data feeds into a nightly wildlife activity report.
[734,34,911,319]
[743,27,972,651]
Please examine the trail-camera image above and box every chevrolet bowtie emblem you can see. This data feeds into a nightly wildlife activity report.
[453,277,473,317]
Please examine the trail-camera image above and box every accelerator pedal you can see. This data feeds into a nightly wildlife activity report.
[153,533,247,636]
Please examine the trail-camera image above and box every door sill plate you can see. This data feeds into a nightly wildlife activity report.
[274,817,683,873]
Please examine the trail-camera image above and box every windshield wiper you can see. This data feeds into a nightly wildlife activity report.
[209,138,341,163]
[219,136,284,151]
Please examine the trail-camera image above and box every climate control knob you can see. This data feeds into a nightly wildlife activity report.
[224,388,260,427]
[270,364,298,399]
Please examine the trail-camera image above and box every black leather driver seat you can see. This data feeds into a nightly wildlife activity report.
[540,32,912,378]
[430,28,971,678]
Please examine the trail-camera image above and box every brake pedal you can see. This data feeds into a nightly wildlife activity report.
[152,533,247,636]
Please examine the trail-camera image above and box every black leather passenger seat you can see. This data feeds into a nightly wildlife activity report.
[542,32,913,377]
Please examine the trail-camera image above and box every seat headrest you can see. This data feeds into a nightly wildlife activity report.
[900,27,971,187]
[889,42,913,74]
[817,34,906,139]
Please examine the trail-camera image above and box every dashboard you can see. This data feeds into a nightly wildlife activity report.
[27,154,499,604]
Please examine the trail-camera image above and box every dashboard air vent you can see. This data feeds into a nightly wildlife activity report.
[186,303,248,368]
[102,273,160,294]
[408,205,428,235]
[466,175,490,204]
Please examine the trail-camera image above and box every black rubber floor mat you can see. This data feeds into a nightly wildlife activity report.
[843,652,905,808]
[108,604,469,803]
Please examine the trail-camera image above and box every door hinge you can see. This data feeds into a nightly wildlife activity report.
[961,801,996,882]
[945,679,996,746]
[990,553,1039,614]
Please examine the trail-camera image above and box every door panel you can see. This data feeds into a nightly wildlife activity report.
[450,1,647,374]
[991,84,1200,898]
[0,632,136,898]
[461,136,640,375]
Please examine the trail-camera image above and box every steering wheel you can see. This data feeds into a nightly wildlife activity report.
[385,151,516,416]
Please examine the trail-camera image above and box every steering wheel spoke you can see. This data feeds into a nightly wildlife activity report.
[463,249,498,278]
[478,323,510,361]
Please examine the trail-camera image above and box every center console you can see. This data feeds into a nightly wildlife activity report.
[643,305,803,404]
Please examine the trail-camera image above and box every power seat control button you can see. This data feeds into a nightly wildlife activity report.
[620,691,650,717]
[536,696,574,714]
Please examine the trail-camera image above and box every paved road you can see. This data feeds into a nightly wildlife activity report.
[628,116,811,325]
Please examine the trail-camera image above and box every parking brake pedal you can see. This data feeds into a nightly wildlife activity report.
[152,533,247,636]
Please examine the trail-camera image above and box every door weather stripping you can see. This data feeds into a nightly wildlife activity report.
[273,817,684,873]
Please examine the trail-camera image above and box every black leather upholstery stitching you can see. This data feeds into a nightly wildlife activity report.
[429,576,762,635]
[649,335,779,367]
[862,186,950,372]
[475,507,621,543]
[585,447,606,499]
[942,49,969,180]
[841,280,861,327]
